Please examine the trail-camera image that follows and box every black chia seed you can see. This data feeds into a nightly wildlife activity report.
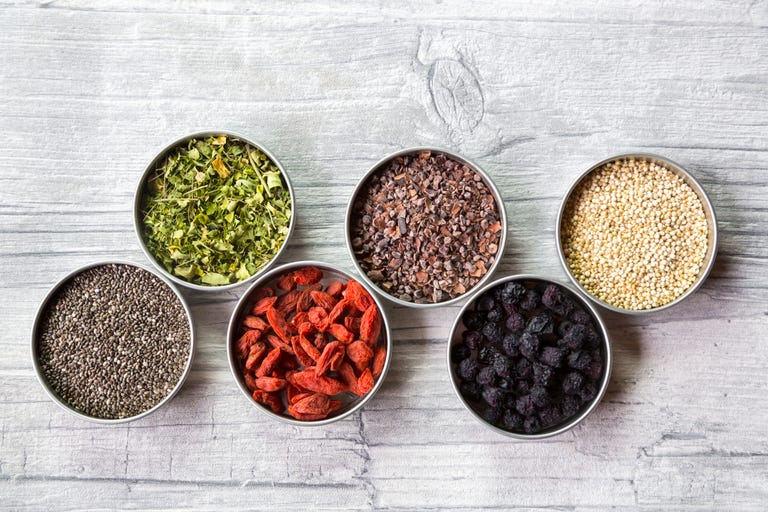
[36,264,191,419]
[350,150,502,304]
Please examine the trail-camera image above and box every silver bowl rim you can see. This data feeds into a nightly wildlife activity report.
[447,273,612,440]
[30,260,196,424]
[226,259,393,426]
[133,130,296,292]
[555,152,719,315]
[344,146,508,309]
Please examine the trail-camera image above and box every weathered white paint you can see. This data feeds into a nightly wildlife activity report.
[1,0,767,509]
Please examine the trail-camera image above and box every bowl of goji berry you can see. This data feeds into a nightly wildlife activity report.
[227,261,392,425]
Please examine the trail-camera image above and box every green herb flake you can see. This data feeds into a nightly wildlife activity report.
[140,135,292,286]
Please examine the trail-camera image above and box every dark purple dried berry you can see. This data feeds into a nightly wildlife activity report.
[525,311,554,335]
[486,306,504,323]
[482,406,502,424]
[538,406,564,428]
[502,410,524,431]
[523,415,542,434]
[505,310,525,333]
[580,382,597,402]
[562,372,586,395]
[542,284,573,317]
[515,359,533,380]
[567,350,592,371]
[476,366,496,387]
[478,345,496,365]
[557,320,573,338]
[500,281,526,304]
[584,326,602,350]
[583,360,603,381]
[519,332,540,360]
[569,308,592,325]
[463,330,483,350]
[533,363,555,387]
[539,346,566,368]
[482,387,504,408]
[502,333,520,357]
[492,354,512,379]
[451,343,471,363]
[529,385,551,408]
[515,379,531,396]
[515,395,536,416]
[561,395,581,417]
[476,294,496,312]
[462,311,484,331]
[457,359,480,381]
[459,381,481,400]
[481,322,504,344]
[562,324,587,351]
[519,289,540,311]
[497,378,513,390]
[501,301,519,317]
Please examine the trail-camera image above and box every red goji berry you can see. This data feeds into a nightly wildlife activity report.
[287,392,340,420]
[237,329,264,360]
[344,316,361,334]
[265,333,295,355]
[277,289,302,316]
[293,266,323,286]
[345,279,373,312]
[307,307,330,332]
[357,368,374,394]
[372,345,387,378]
[291,336,315,367]
[255,347,282,378]
[255,376,287,392]
[244,341,267,371]
[310,290,337,311]
[325,280,345,298]
[286,369,347,395]
[242,315,269,331]
[346,340,373,373]
[252,390,284,414]
[266,306,293,343]
[338,361,362,396]
[251,295,278,316]
[315,341,343,376]
[277,273,296,292]
[298,335,321,362]
[359,304,382,347]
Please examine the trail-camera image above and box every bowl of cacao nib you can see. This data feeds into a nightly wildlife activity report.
[31,261,195,423]
[227,261,392,425]
[448,275,611,439]
[345,148,507,307]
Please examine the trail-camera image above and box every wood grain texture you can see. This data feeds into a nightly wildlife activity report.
[1,0,767,510]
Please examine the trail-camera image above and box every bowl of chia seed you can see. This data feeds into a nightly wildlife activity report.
[134,131,295,292]
[345,148,507,307]
[31,261,195,423]
[557,153,718,314]
[448,275,611,439]
[227,260,392,426]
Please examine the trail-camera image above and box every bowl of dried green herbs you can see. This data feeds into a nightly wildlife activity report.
[134,132,295,291]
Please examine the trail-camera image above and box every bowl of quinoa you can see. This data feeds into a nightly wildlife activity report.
[345,148,507,307]
[31,261,195,423]
[557,154,718,313]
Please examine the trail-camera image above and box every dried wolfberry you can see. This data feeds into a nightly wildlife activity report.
[328,298,354,324]
[243,372,259,392]
[313,332,329,351]
[265,333,295,355]
[338,361,362,396]
[277,289,302,316]
[288,392,341,420]
[359,304,382,346]
[307,307,330,332]
[298,334,321,361]
[372,345,387,378]
[346,340,374,373]
[266,306,292,343]
[357,368,374,394]
[293,266,323,286]
[286,369,347,395]
[277,273,296,292]
[244,341,267,371]
[292,311,309,328]
[253,390,284,414]
[237,329,264,360]
[255,376,287,392]
[328,323,354,344]
[310,290,337,311]
[344,316,361,334]
[325,280,345,298]
[346,279,373,312]
[291,336,315,367]
[297,321,315,338]
[315,341,343,376]
[255,347,282,378]
[242,315,269,331]
[251,286,274,302]
[297,283,323,312]
[251,295,278,316]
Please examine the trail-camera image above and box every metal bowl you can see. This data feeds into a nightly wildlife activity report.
[345,147,508,308]
[556,153,718,314]
[133,130,295,292]
[447,274,612,440]
[227,260,392,426]
[31,261,195,424]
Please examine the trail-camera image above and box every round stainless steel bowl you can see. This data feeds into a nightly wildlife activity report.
[447,274,612,439]
[345,147,508,308]
[31,261,195,424]
[227,260,392,426]
[556,153,718,314]
[134,130,295,292]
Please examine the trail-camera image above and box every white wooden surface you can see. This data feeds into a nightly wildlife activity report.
[2,1,767,510]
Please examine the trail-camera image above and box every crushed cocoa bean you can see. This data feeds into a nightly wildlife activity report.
[350,150,502,304]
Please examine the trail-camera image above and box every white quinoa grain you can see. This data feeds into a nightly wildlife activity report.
[560,158,709,310]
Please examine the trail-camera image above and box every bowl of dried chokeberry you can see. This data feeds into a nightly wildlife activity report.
[227,261,392,426]
[345,147,507,307]
[448,275,611,439]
